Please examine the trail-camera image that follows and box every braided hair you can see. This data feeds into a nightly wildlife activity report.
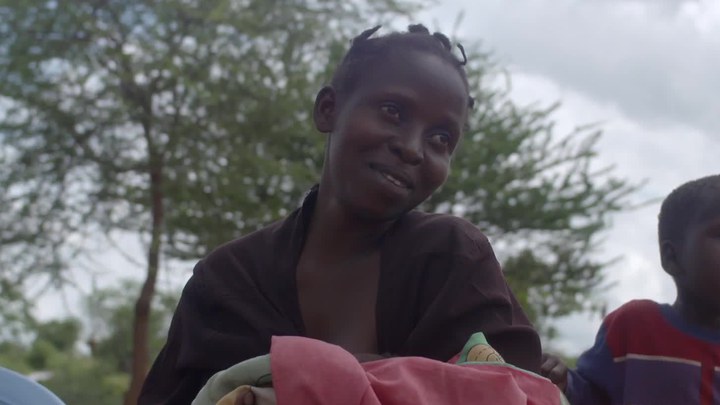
[658,174,720,247]
[330,24,475,109]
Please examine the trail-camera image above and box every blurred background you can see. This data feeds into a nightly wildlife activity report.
[0,0,717,403]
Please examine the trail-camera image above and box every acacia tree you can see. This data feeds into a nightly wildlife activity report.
[1,2,637,402]
[0,0,418,402]
[425,55,636,335]
[0,283,179,405]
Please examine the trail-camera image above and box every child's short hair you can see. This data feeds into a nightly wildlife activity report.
[658,174,720,246]
[331,24,475,108]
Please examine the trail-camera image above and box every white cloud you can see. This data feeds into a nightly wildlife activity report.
[680,0,720,34]
[423,0,720,135]
[419,0,719,354]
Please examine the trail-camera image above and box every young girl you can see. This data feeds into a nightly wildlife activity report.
[140,24,541,404]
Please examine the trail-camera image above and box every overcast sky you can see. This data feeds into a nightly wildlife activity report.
[417,0,720,353]
[35,0,719,357]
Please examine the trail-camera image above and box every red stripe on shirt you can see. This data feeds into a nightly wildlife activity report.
[700,362,713,405]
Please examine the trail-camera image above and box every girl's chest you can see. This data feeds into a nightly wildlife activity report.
[295,253,381,354]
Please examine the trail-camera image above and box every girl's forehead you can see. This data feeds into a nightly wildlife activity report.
[375,50,459,77]
[356,51,467,98]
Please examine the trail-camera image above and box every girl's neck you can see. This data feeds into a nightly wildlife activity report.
[302,190,395,265]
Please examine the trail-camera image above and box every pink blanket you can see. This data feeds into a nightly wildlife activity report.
[270,336,566,405]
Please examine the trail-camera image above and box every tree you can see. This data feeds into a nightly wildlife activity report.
[0,283,179,405]
[1,1,637,402]
[423,53,637,335]
[27,318,81,368]
[0,315,120,404]
[0,0,419,402]
[84,279,178,375]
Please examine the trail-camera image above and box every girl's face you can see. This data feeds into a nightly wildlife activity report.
[315,50,469,221]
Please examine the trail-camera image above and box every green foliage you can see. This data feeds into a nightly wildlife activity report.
[0,0,636,379]
[0,280,35,341]
[41,352,127,405]
[26,340,56,369]
[0,0,422,267]
[35,318,82,352]
[0,283,177,405]
[0,0,420,397]
[423,52,638,336]
[561,354,578,369]
[85,280,178,373]
[0,342,34,374]
[0,323,123,404]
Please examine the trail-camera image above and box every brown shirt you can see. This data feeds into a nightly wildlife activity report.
[139,189,541,404]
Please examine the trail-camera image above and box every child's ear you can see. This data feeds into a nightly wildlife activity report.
[313,86,336,133]
[660,240,683,277]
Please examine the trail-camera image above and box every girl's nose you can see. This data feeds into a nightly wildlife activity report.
[388,129,423,165]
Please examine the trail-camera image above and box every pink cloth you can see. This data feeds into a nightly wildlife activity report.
[270,336,563,405]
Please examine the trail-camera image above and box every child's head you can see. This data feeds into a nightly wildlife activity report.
[313,24,473,220]
[658,174,720,314]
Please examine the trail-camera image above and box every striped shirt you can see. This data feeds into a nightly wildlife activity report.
[567,300,720,405]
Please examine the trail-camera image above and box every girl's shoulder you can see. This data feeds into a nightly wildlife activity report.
[390,211,493,259]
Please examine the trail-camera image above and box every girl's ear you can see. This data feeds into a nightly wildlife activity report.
[660,240,683,277]
[313,86,336,133]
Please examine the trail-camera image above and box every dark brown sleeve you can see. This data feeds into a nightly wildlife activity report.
[139,247,285,405]
[401,237,542,373]
[138,266,213,405]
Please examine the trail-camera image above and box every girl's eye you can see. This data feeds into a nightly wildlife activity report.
[380,103,401,120]
[429,132,451,149]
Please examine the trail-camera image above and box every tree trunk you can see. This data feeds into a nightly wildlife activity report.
[125,162,164,405]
